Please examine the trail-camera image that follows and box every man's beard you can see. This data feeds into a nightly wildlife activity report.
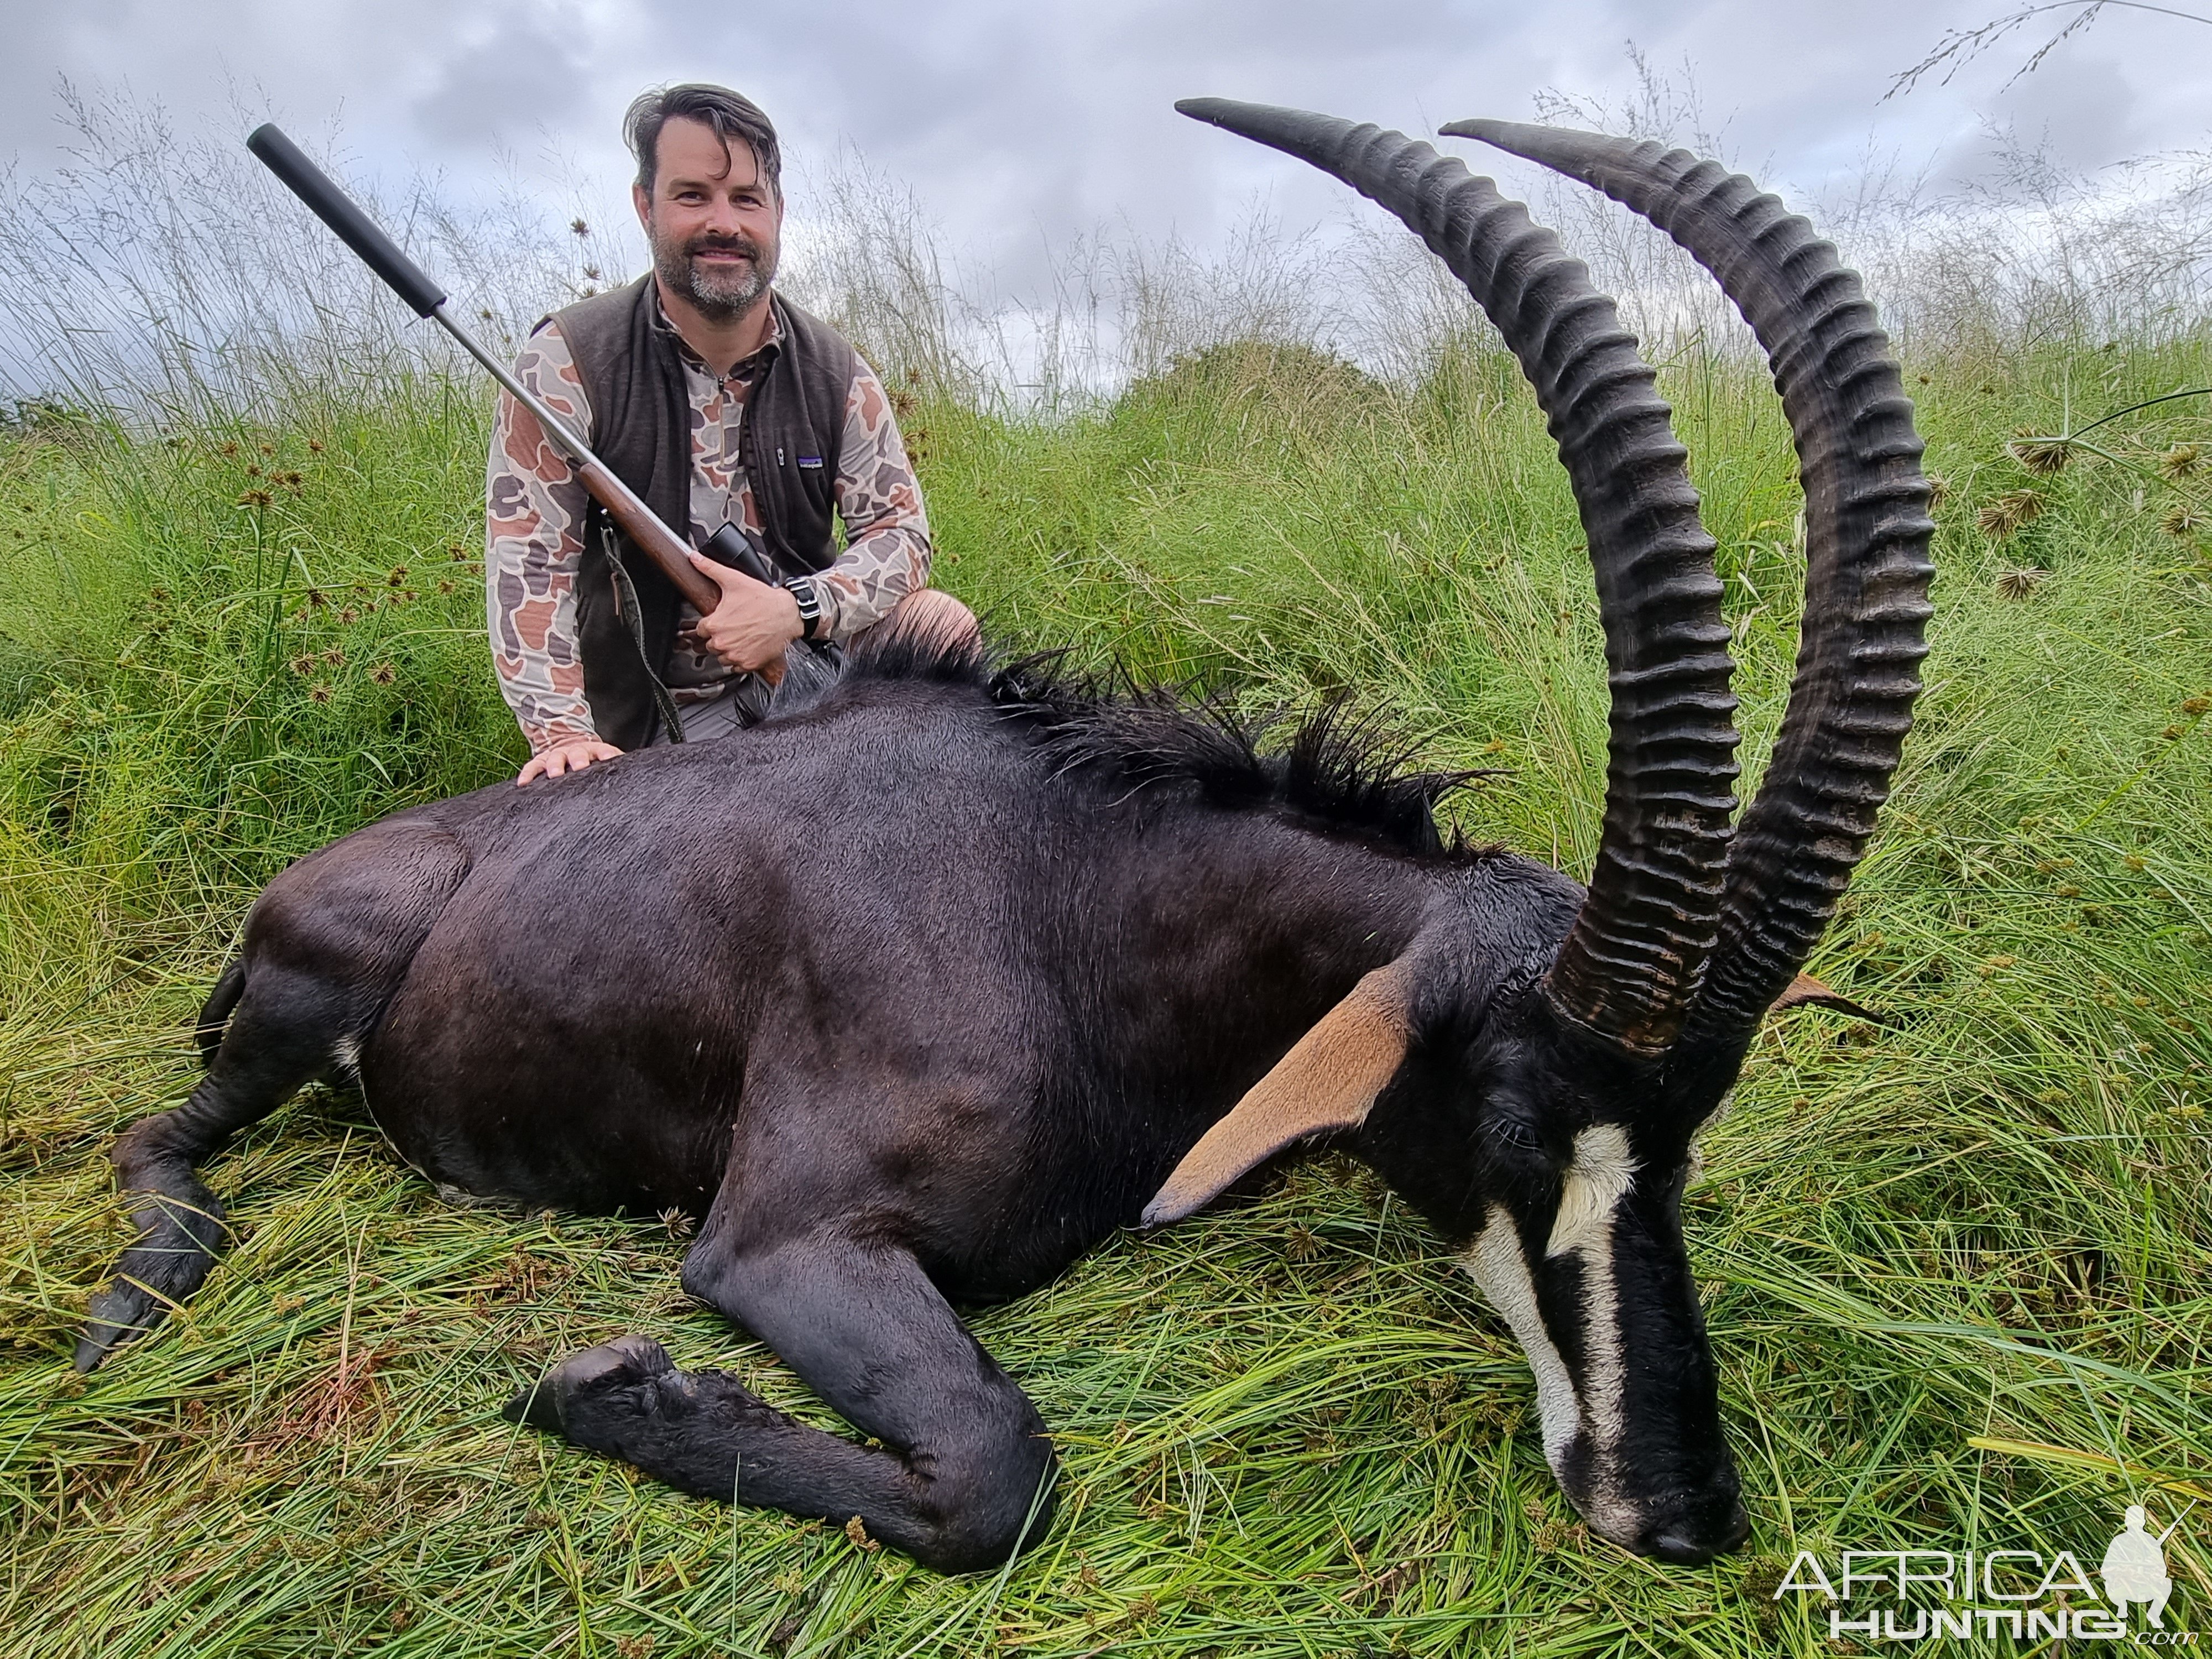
[651,225,776,321]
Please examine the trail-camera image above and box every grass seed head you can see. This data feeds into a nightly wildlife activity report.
[2161,442,2201,479]
[1979,490,2047,538]
[2008,430,2073,474]
[1994,566,2046,601]
[2162,502,2204,538]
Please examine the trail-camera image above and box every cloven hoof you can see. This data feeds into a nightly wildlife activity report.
[502,1333,675,1433]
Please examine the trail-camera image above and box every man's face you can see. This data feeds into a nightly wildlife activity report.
[633,116,783,323]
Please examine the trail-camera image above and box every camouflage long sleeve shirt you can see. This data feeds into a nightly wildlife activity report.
[486,296,932,753]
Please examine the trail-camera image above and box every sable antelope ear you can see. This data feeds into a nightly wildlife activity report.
[1770,972,1883,1024]
[1141,962,1412,1227]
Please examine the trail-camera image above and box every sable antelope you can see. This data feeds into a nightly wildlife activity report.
[76,101,1932,1572]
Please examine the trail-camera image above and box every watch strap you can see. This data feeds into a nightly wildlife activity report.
[784,575,823,640]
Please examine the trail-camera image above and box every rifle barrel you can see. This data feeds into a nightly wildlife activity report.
[247,122,729,616]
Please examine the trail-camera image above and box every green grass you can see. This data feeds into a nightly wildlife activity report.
[2,333,2209,1657]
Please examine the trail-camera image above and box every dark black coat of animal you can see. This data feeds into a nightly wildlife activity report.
[75,103,1933,1574]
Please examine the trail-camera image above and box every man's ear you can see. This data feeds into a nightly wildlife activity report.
[1142,960,1412,1227]
[632,180,653,234]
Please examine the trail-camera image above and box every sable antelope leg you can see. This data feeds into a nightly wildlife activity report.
[78,823,471,1371]
[505,1228,1057,1574]
[75,977,330,1369]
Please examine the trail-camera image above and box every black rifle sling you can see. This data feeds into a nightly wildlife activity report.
[599,522,688,745]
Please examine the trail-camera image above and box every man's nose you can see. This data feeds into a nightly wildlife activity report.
[698,196,746,237]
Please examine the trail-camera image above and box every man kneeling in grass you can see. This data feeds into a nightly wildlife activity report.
[486,82,976,782]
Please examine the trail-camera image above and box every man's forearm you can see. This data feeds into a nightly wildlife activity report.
[818,358,934,640]
[815,524,933,640]
[486,325,602,751]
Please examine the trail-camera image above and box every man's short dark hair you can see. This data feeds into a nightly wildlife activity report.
[624,84,782,199]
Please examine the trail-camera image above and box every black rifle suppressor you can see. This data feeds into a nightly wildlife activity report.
[244,123,778,611]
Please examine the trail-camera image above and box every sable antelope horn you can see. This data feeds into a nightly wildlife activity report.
[1175,99,1741,1053]
[1443,121,1937,1057]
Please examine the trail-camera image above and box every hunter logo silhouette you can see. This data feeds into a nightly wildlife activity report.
[2101,1505,2178,1629]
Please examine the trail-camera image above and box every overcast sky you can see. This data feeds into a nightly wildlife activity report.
[6,0,2209,300]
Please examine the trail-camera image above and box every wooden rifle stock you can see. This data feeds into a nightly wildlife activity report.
[570,455,727,614]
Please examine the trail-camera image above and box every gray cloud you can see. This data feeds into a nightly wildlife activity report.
[2,0,2206,304]
[407,2,599,151]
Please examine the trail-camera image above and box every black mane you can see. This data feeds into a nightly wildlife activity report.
[801,625,1493,859]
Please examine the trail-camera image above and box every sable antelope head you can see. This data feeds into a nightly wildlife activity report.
[1148,101,1935,1564]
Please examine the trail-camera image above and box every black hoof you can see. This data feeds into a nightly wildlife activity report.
[74,1282,166,1373]
[503,1334,674,1433]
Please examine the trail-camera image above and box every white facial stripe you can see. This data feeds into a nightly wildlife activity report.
[1460,1204,1580,1465]
[332,1034,362,1074]
[1545,1123,1636,1259]
[1574,1195,1627,1459]
[1549,1124,1636,1462]
[1462,1127,1651,1544]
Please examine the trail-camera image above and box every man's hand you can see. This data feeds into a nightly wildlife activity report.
[518,738,624,786]
[682,550,800,679]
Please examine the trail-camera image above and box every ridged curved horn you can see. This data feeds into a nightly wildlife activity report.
[1177,98,1740,1052]
[1444,121,1936,1049]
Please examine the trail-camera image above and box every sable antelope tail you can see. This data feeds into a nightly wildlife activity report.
[194,955,247,1067]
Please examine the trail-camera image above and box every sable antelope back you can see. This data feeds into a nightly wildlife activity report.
[75,102,1931,1573]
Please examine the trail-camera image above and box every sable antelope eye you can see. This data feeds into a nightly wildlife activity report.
[1484,1117,1545,1153]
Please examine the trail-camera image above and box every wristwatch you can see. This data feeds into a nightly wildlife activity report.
[784,575,823,640]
